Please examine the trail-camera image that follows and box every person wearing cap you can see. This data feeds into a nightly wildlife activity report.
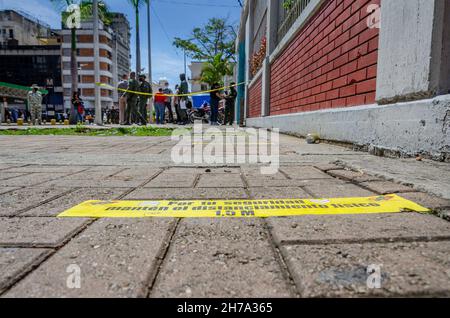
[124,72,140,125]
[137,75,152,125]
[28,84,43,125]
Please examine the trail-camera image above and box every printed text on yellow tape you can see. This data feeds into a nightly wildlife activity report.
[58,195,429,218]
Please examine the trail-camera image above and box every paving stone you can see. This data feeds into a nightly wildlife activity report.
[0,172,29,181]
[0,248,53,294]
[7,165,89,174]
[0,173,70,187]
[267,213,450,246]
[125,187,249,200]
[0,217,91,248]
[39,179,143,188]
[196,174,245,188]
[0,187,19,195]
[280,166,333,180]
[151,218,293,298]
[108,167,162,180]
[303,180,376,198]
[437,210,450,221]
[0,187,70,216]
[245,177,302,188]
[397,192,450,210]
[144,173,198,188]
[282,242,450,297]
[327,169,381,183]
[360,181,416,194]
[21,188,129,217]
[4,218,175,298]
[249,187,311,199]
[313,164,344,172]
[69,167,128,180]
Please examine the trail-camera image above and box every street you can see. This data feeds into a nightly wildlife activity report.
[0,129,449,298]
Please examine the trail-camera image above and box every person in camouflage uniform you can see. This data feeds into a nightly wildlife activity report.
[27,84,43,125]
[124,72,139,125]
[137,75,152,125]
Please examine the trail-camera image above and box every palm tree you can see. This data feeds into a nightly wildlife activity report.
[201,53,234,87]
[127,0,148,76]
[51,0,111,124]
[51,0,79,123]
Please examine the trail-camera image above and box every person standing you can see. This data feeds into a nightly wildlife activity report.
[174,84,181,124]
[124,72,139,125]
[209,83,223,126]
[137,75,152,125]
[162,82,174,123]
[178,74,190,125]
[72,92,85,123]
[117,74,128,125]
[28,84,43,125]
[224,83,237,126]
[154,88,166,125]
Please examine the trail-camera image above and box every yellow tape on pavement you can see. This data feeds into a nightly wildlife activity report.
[58,195,429,218]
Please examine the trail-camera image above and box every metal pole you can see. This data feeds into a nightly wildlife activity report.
[93,0,102,125]
[147,0,152,85]
[184,49,187,75]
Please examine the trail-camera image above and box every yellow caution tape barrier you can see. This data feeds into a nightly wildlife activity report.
[95,81,246,97]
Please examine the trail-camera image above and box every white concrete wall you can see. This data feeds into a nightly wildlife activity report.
[376,0,450,103]
[247,95,450,160]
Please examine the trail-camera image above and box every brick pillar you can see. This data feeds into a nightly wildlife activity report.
[244,0,255,122]
[261,0,278,117]
[376,0,450,104]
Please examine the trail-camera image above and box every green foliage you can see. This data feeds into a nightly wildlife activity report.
[173,18,237,62]
[0,126,179,137]
[200,53,234,86]
[283,0,295,10]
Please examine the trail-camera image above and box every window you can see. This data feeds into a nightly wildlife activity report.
[9,29,13,39]
[201,84,208,91]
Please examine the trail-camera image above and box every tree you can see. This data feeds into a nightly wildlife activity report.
[200,53,234,87]
[173,18,237,62]
[127,0,148,76]
[51,0,110,124]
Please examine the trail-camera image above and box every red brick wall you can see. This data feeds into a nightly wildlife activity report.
[270,0,380,116]
[248,75,262,118]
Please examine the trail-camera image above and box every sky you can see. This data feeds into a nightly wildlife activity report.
[0,0,242,87]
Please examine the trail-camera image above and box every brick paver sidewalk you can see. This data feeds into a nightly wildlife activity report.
[0,131,449,297]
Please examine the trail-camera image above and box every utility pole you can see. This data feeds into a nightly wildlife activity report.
[147,0,152,86]
[93,0,102,125]
[184,48,187,75]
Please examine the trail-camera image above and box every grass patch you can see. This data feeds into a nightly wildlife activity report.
[0,126,180,137]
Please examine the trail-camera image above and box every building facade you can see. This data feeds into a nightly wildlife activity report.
[61,19,115,111]
[237,0,450,160]
[0,10,56,46]
[0,10,63,119]
[110,13,131,79]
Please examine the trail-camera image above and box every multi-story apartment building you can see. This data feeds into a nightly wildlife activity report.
[61,19,115,111]
[61,13,131,111]
[110,13,131,79]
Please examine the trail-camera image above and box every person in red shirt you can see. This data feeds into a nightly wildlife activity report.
[154,88,166,125]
